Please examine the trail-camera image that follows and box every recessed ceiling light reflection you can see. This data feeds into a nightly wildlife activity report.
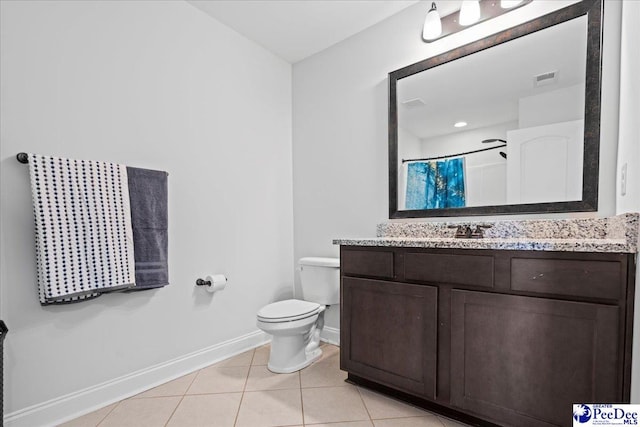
[454,121,468,128]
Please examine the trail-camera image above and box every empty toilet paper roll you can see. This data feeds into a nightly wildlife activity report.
[204,274,227,293]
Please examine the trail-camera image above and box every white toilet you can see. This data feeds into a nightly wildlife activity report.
[256,257,340,374]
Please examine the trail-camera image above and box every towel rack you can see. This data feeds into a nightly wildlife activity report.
[16,153,169,177]
[16,152,28,164]
[1,320,8,425]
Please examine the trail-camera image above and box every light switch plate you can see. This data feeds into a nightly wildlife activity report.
[621,163,628,196]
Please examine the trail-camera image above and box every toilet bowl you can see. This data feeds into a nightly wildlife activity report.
[257,299,325,373]
[256,257,339,374]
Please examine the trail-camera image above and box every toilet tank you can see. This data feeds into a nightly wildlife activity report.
[299,257,340,305]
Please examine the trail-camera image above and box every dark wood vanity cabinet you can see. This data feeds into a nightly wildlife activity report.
[340,246,636,427]
[450,290,620,427]
[342,277,438,398]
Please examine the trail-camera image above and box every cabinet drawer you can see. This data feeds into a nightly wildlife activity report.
[341,249,394,279]
[511,257,623,299]
[404,252,494,288]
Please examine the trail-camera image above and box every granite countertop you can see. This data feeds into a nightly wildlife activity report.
[333,213,639,253]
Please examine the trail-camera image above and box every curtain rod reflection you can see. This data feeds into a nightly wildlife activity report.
[402,144,507,163]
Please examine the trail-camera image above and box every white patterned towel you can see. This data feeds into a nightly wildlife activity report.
[28,153,136,304]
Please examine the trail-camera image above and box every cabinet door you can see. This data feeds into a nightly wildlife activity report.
[341,277,438,398]
[450,290,620,427]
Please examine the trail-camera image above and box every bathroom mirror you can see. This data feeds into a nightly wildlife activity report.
[389,0,602,218]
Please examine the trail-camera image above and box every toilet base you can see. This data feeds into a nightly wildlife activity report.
[267,346,322,374]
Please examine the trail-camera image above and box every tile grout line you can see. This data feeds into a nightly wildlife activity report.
[232,347,256,426]
[94,400,120,427]
[248,344,259,367]
[300,384,352,390]
[298,370,306,427]
[355,385,375,424]
[163,370,199,427]
[437,415,449,427]
[163,395,186,427]
[183,365,203,396]
[438,415,462,427]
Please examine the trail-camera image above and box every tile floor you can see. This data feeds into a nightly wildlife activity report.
[60,343,471,427]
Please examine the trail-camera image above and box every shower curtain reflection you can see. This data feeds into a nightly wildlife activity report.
[405,158,466,210]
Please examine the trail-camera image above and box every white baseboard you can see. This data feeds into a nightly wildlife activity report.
[320,326,340,346]
[4,330,269,427]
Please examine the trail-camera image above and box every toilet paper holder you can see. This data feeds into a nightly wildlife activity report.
[195,274,228,293]
[196,278,211,287]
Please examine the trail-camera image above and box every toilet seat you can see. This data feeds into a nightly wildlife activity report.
[257,299,322,323]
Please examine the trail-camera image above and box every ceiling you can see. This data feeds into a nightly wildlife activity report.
[186,0,419,63]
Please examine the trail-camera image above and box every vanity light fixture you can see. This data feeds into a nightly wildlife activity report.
[459,0,481,26]
[422,0,533,43]
[454,121,468,128]
[422,2,442,40]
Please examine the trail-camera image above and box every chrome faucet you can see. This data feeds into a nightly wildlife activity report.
[448,224,492,239]
[448,224,472,238]
[470,224,492,239]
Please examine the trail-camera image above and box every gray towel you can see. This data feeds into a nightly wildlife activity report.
[127,167,169,290]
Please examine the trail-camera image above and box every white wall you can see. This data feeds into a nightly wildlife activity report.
[419,122,516,159]
[519,84,584,128]
[0,0,293,423]
[615,0,640,402]
[292,0,621,332]
[616,0,640,215]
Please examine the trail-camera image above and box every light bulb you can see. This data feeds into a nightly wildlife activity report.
[459,0,481,26]
[501,0,523,8]
[422,2,442,40]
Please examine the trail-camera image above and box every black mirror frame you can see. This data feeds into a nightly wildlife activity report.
[389,0,602,219]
